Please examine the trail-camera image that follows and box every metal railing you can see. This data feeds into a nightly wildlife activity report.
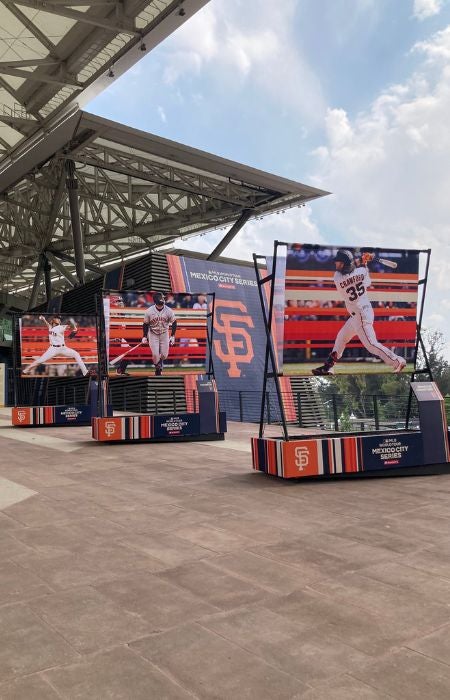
[7,367,422,432]
[318,393,419,432]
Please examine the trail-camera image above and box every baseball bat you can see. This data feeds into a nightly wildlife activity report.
[110,341,145,366]
[376,257,398,269]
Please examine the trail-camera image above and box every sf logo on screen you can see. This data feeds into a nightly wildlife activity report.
[294,446,309,471]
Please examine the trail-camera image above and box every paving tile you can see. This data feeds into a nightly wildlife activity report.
[96,571,219,630]
[200,607,370,684]
[311,571,450,631]
[131,623,307,699]
[0,674,61,699]
[409,622,450,665]
[99,503,209,533]
[10,518,126,556]
[358,559,450,604]
[204,512,297,545]
[28,586,152,652]
[0,513,24,532]
[302,674,391,699]
[266,589,412,655]
[0,604,79,683]
[13,542,167,589]
[353,647,450,699]
[0,561,53,605]
[158,560,272,610]
[207,551,305,594]
[118,531,215,566]
[44,646,192,699]
[175,523,254,553]
[401,546,450,578]
[323,522,422,554]
[3,497,80,527]
[247,541,353,584]
[0,534,31,559]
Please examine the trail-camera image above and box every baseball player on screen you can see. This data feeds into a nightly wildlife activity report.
[142,292,177,376]
[312,249,406,376]
[22,316,93,377]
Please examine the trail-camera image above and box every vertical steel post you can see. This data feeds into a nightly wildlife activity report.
[65,160,85,285]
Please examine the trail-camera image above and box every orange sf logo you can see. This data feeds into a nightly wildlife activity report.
[214,300,254,377]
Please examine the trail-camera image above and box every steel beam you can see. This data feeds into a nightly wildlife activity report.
[45,251,76,287]
[43,254,52,305]
[13,0,139,35]
[28,255,45,309]
[207,209,253,261]
[49,249,103,276]
[65,160,85,285]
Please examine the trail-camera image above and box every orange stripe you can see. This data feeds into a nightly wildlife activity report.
[184,375,197,412]
[344,437,358,472]
[286,269,419,281]
[269,441,277,475]
[167,254,186,292]
[45,407,54,424]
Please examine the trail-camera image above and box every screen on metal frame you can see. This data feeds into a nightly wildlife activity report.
[283,244,420,376]
[20,313,98,379]
[103,290,208,377]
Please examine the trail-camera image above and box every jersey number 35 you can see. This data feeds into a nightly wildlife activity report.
[346,282,365,302]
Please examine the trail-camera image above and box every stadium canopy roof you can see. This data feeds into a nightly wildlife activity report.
[0,0,209,160]
[0,0,329,310]
[0,110,329,308]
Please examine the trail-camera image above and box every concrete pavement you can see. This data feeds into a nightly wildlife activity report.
[1,411,450,698]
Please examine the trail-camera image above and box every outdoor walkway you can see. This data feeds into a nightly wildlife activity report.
[1,408,450,698]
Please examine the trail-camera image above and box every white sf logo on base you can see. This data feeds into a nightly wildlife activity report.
[105,421,116,437]
[295,446,309,471]
[17,410,26,423]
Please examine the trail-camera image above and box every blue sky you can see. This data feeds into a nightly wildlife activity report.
[88,0,450,355]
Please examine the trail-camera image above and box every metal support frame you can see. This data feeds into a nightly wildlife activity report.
[95,294,108,418]
[255,242,431,440]
[28,255,45,310]
[45,251,76,287]
[43,254,52,307]
[50,250,103,276]
[207,209,253,261]
[97,288,217,416]
[65,160,85,285]
[405,249,433,428]
[253,241,288,440]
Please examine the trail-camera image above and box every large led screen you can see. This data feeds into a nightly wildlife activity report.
[284,244,419,375]
[20,314,98,378]
[104,291,208,376]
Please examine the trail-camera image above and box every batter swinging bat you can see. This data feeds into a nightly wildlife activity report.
[110,341,144,366]
[376,258,397,269]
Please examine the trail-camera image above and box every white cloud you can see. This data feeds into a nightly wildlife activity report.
[413,24,450,61]
[413,0,445,21]
[157,105,167,123]
[309,22,450,351]
[159,0,326,126]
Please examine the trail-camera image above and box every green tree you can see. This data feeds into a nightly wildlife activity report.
[417,330,450,395]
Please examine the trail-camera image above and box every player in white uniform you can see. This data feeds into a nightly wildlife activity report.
[142,292,177,376]
[23,316,92,376]
[312,249,406,376]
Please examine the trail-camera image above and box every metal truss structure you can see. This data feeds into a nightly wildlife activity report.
[0,0,329,311]
[0,111,329,308]
[0,0,209,160]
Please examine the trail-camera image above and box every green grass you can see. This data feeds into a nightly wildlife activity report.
[285,362,415,376]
